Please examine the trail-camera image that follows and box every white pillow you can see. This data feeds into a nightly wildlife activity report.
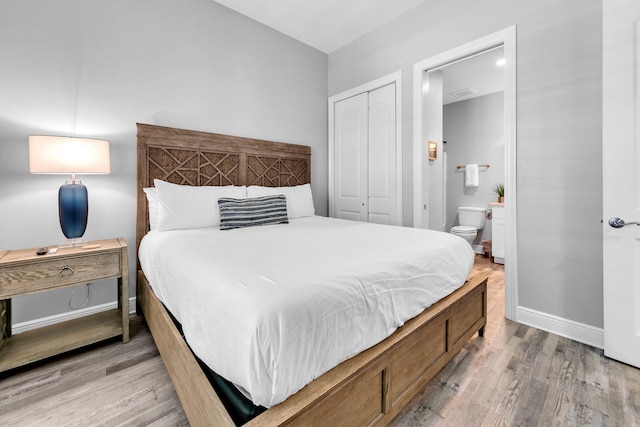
[143,187,159,230]
[154,179,247,231]
[247,183,315,219]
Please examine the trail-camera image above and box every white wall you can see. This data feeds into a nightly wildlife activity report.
[424,70,444,231]
[0,0,327,323]
[443,92,505,243]
[328,0,603,329]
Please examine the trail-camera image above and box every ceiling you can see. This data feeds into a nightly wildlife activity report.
[440,47,505,104]
[213,1,504,103]
[213,0,429,54]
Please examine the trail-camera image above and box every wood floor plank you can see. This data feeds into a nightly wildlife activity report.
[572,345,609,417]
[568,401,608,426]
[622,365,640,426]
[543,337,569,388]
[0,368,61,405]
[606,360,626,427]
[438,344,496,422]
[446,400,488,427]
[521,329,549,369]
[413,343,487,425]
[510,378,549,426]
[530,332,559,384]
[556,339,581,394]
[2,255,640,426]
[495,364,532,422]
[146,408,189,427]
[537,386,572,427]
[480,410,508,427]
[471,336,521,410]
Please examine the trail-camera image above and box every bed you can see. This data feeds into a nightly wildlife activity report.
[135,123,488,426]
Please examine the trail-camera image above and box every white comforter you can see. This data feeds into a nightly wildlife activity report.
[138,216,474,407]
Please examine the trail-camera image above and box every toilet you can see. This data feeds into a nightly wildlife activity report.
[451,207,486,245]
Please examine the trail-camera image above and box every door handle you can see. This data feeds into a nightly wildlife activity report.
[608,217,640,228]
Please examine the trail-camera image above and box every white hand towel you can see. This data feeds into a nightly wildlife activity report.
[465,164,479,187]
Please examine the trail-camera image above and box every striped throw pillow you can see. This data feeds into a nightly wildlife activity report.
[218,195,289,230]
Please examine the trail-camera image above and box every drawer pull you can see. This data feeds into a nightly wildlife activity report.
[59,265,74,278]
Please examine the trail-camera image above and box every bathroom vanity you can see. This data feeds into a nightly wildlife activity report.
[490,203,504,264]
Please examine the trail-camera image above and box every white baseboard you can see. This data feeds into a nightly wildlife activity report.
[12,297,137,335]
[517,306,604,349]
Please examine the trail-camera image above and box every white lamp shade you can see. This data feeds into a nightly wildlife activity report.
[29,136,111,174]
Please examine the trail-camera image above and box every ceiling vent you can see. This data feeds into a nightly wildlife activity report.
[450,88,477,99]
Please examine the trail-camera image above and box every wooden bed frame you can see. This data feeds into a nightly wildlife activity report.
[136,123,488,426]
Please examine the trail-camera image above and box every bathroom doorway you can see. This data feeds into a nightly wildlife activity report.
[412,27,517,320]
[441,46,504,254]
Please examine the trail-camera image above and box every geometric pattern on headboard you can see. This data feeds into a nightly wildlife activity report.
[148,147,240,186]
[146,150,310,188]
[247,156,308,187]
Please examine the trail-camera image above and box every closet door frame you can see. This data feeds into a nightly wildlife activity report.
[328,71,403,225]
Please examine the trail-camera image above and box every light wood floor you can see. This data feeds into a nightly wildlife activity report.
[1,256,639,426]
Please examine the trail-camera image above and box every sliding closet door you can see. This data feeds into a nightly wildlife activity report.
[333,83,397,224]
[334,92,368,221]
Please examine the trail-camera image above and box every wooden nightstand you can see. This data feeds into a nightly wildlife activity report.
[0,238,129,372]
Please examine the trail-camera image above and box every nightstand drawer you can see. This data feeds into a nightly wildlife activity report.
[0,252,120,297]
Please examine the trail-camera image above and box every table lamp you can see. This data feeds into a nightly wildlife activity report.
[29,136,110,247]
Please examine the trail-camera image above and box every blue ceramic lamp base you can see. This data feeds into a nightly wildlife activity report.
[58,180,88,248]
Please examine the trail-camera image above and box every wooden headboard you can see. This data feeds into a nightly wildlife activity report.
[136,123,311,256]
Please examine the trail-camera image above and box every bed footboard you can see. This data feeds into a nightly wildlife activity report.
[138,270,488,426]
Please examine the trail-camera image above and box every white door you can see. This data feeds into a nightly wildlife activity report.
[368,83,397,225]
[333,84,397,224]
[603,0,640,367]
[334,92,368,221]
